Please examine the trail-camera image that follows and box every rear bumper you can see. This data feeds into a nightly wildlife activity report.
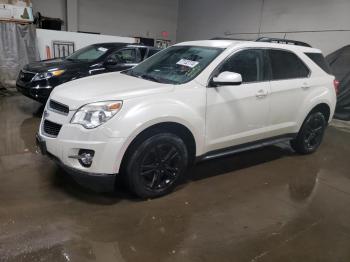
[36,133,117,192]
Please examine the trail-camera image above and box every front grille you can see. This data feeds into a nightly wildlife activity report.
[19,70,36,82]
[49,100,69,115]
[43,120,62,137]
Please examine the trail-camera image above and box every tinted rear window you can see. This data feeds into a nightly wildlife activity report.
[269,50,310,80]
[305,52,331,74]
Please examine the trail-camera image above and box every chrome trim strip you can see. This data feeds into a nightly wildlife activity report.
[199,135,296,162]
[207,47,312,87]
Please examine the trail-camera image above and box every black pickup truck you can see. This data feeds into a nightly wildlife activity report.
[16,43,161,103]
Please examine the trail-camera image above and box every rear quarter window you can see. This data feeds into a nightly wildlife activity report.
[268,50,310,80]
[305,52,332,74]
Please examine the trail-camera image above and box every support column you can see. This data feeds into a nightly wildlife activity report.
[67,0,78,32]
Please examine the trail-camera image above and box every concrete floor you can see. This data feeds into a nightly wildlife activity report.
[1,93,350,262]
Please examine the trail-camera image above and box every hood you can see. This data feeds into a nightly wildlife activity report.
[24,58,88,73]
[50,72,174,110]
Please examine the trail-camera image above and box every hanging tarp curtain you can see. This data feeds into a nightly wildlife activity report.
[0,23,39,88]
[326,46,350,121]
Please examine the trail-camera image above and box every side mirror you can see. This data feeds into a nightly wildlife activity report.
[211,71,242,86]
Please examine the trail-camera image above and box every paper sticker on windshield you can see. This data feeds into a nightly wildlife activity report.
[176,59,199,68]
[98,47,108,52]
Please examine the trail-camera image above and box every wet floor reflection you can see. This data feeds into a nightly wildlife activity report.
[4,146,321,261]
[1,95,350,261]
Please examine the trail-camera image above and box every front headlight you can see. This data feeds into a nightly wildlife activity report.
[33,69,65,80]
[71,101,123,129]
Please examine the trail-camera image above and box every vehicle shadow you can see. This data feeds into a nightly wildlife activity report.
[186,142,319,203]
[188,143,294,182]
[32,104,45,117]
[19,117,41,153]
[50,142,298,204]
[16,96,44,118]
[50,166,135,205]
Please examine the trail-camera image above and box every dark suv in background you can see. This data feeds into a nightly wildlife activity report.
[16,43,161,103]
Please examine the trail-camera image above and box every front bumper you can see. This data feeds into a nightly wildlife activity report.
[16,82,53,103]
[36,133,118,192]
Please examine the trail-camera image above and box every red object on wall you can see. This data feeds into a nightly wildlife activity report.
[46,45,51,59]
[161,31,169,38]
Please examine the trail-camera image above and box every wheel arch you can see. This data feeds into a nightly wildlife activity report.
[310,103,331,122]
[116,120,198,174]
[298,102,332,131]
[292,102,331,154]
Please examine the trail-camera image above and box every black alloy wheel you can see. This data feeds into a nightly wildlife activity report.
[303,113,325,150]
[125,132,188,198]
[291,111,326,154]
[140,143,182,190]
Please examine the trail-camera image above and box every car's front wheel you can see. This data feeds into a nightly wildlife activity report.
[290,111,327,154]
[125,132,189,198]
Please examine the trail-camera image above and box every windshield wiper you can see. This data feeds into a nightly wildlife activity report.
[139,74,161,83]
[124,70,173,84]
[128,70,138,77]
[122,69,138,77]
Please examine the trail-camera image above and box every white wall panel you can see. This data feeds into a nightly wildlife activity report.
[36,29,135,60]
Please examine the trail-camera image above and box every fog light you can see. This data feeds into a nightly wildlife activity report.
[78,149,95,167]
[69,149,95,167]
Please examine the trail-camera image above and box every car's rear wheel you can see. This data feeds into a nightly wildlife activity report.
[125,132,188,198]
[290,111,326,154]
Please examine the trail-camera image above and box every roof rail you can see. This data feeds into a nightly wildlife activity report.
[210,37,251,41]
[256,37,312,47]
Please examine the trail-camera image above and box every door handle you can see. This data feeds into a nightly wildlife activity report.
[256,89,268,98]
[301,83,310,90]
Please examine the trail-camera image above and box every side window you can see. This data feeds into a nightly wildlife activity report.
[147,49,160,58]
[305,52,331,74]
[110,48,138,64]
[219,49,268,83]
[139,48,147,60]
[269,50,310,80]
[74,48,107,61]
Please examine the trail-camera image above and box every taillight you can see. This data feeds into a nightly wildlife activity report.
[333,79,340,95]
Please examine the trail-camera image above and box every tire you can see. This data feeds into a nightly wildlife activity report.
[290,111,327,154]
[125,132,189,199]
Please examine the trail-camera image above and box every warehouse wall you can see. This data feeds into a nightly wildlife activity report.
[177,0,350,55]
[78,0,178,42]
[31,0,178,43]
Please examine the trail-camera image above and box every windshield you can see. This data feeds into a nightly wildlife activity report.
[123,46,223,84]
[66,45,110,62]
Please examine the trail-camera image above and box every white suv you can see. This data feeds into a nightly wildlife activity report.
[37,38,337,198]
